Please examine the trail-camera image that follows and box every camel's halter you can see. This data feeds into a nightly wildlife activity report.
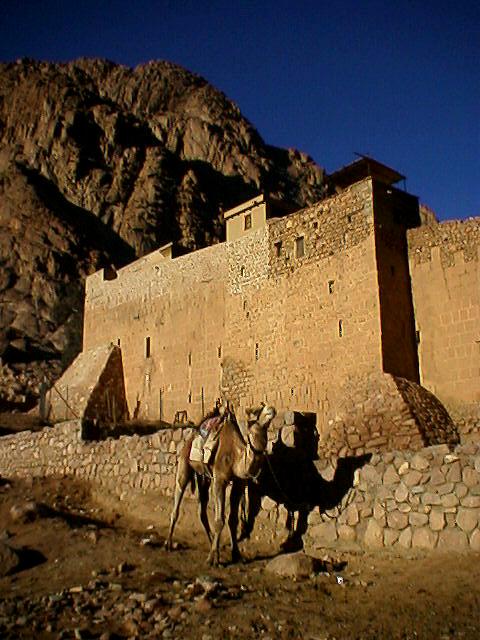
[243,431,267,482]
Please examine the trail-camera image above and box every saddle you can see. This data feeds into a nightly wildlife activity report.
[189,415,223,464]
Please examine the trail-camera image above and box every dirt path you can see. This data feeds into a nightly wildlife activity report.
[1,476,479,639]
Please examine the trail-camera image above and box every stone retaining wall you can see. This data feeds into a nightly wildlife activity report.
[304,442,480,552]
[0,421,193,498]
[0,422,479,551]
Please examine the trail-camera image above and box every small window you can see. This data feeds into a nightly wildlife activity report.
[274,241,282,257]
[145,336,151,358]
[243,300,248,310]
[188,352,192,366]
[338,320,343,338]
[188,392,192,404]
[328,280,335,294]
[218,345,222,358]
[295,236,305,258]
[117,338,121,346]
[244,213,252,230]
[255,342,259,361]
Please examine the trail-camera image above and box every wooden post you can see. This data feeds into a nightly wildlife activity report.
[39,379,48,423]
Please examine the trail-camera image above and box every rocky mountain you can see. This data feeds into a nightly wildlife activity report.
[0,58,326,409]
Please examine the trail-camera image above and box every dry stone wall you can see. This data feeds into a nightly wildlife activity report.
[0,423,478,551]
[303,441,480,552]
[0,421,192,497]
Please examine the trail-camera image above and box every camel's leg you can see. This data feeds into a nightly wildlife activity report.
[206,476,227,567]
[228,480,245,563]
[165,456,192,550]
[197,474,212,544]
[238,481,262,542]
[280,509,305,552]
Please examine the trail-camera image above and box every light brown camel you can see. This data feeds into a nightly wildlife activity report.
[165,402,276,566]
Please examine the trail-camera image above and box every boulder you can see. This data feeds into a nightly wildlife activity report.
[0,542,19,576]
[264,552,319,578]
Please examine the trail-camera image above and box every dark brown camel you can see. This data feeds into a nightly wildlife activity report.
[240,428,372,551]
[165,402,276,566]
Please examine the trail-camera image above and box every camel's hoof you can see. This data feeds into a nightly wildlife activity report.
[164,540,178,551]
[231,551,243,565]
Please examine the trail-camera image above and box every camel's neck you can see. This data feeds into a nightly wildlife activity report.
[234,423,268,479]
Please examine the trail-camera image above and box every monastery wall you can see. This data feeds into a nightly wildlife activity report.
[81,178,431,431]
[84,244,228,423]
[82,180,387,427]
[408,219,480,410]
[223,179,384,433]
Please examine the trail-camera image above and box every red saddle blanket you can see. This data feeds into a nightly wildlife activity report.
[199,415,222,439]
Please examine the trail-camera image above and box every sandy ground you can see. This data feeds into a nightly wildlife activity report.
[0,475,479,640]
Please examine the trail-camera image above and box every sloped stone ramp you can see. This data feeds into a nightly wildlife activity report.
[44,344,128,430]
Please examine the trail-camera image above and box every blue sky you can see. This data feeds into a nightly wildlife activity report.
[1,0,478,221]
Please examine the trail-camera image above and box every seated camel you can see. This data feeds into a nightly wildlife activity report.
[240,424,372,551]
[165,402,276,566]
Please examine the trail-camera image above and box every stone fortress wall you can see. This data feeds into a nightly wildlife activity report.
[83,174,460,433]
[84,243,228,423]
[0,420,479,552]
[408,219,480,414]
[82,168,479,435]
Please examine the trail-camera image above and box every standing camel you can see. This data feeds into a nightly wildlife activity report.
[165,402,276,566]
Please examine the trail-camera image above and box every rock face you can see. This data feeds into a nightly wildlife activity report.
[0,58,325,407]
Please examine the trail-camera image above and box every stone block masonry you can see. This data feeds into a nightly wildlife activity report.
[81,178,406,431]
[76,161,479,443]
[408,218,480,407]
[0,424,478,551]
[45,344,128,429]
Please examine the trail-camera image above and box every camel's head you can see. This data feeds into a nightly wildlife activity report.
[246,402,276,430]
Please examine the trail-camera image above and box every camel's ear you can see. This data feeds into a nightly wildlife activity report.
[245,406,259,421]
